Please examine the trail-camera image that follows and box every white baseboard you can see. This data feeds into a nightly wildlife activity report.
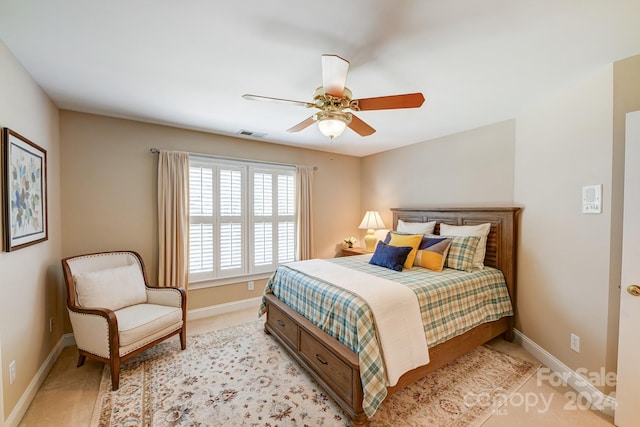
[187,296,262,321]
[514,329,616,417]
[4,335,66,427]
[62,332,76,348]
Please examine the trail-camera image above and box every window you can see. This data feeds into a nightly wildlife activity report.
[189,157,296,282]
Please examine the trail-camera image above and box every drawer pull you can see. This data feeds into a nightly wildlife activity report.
[277,319,285,327]
[315,354,328,365]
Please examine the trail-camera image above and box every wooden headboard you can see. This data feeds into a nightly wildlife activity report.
[391,207,521,308]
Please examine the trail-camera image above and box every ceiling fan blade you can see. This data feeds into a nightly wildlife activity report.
[243,94,313,108]
[348,114,376,136]
[353,93,425,111]
[321,54,349,97]
[287,116,316,132]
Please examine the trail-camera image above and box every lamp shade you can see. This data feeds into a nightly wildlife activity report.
[318,117,347,139]
[316,110,350,139]
[358,211,386,230]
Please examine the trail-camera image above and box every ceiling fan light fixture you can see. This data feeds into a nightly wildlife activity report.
[244,55,425,139]
[318,118,347,139]
[316,111,351,139]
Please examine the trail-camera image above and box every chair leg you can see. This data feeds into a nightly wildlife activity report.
[77,354,86,367]
[180,329,186,350]
[110,357,120,390]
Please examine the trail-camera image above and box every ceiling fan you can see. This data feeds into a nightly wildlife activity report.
[243,54,425,139]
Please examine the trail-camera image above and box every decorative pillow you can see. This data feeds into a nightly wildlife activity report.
[369,241,413,272]
[386,232,423,269]
[74,263,147,310]
[414,237,452,271]
[439,223,491,270]
[397,219,436,235]
[431,234,481,272]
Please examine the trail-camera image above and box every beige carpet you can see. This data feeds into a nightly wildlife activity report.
[91,320,539,426]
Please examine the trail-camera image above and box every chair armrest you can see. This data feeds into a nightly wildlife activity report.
[67,306,118,360]
[145,286,186,309]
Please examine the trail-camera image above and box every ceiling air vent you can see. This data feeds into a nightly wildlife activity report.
[237,129,267,138]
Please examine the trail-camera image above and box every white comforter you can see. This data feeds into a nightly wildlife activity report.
[285,258,430,386]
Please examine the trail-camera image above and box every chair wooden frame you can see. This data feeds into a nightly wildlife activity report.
[61,250,187,390]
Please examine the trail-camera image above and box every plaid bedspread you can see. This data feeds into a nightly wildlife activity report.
[258,255,513,417]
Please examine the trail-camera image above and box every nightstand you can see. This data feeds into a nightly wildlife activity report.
[341,247,369,256]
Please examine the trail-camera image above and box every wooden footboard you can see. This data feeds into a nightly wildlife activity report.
[264,207,520,426]
[265,293,366,424]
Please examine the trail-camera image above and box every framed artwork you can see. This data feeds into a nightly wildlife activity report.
[2,128,48,251]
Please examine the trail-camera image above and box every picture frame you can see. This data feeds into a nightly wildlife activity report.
[2,128,48,251]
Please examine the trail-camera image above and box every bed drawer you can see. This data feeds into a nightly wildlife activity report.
[299,329,354,403]
[267,304,298,348]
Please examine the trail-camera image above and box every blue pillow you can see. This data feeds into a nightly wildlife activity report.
[369,241,413,271]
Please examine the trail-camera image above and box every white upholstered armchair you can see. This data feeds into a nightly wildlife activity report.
[61,250,186,390]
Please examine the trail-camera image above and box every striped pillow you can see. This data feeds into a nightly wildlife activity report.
[414,237,452,272]
[430,234,480,272]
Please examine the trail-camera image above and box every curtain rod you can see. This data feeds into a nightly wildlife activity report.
[149,147,317,170]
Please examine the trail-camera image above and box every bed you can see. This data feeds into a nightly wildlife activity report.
[260,207,520,426]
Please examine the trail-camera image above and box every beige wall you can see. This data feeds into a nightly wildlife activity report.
[361,119,516,227]
[59,111,362,312]
[189,279,269,310]
[0,42,62,421]
[514,65,616,392]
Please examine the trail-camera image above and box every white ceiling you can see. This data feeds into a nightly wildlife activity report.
[1,0,639,157]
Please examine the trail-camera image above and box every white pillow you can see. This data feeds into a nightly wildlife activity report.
[74,263,147,310]
[439,223,491,270]
[397,219,436,235]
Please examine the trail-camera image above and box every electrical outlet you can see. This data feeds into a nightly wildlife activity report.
[49,317,54,333]
[571,333,580,353]
[247,281,254,291]
[9,360,16,384]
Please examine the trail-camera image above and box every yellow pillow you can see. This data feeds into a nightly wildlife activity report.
[414,237,452,272]
[388,232,423,269]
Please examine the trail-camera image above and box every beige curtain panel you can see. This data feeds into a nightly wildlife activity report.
[296,165,314,260]
[158,150,190,289]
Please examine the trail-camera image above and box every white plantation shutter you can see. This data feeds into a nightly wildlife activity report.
[254,222,273,265]
[278,175,294,216]
[190,167,213,216]
[278,221,295,262]
[277,174,295,263]
[190,223,214,273]
[189,158,296,282]
[189,165,215,278]
[219,222,242,270]
[218,167,243,275]
[219,169,242,216]
[250,168,296,272]
[253,172,273,268]
[254,173,273,216]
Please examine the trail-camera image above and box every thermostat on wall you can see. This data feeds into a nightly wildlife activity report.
[582,184,602,214]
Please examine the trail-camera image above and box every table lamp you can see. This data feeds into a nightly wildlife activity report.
[358,211,386,252]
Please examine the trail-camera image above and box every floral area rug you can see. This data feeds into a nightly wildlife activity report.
[91,320,539,426]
